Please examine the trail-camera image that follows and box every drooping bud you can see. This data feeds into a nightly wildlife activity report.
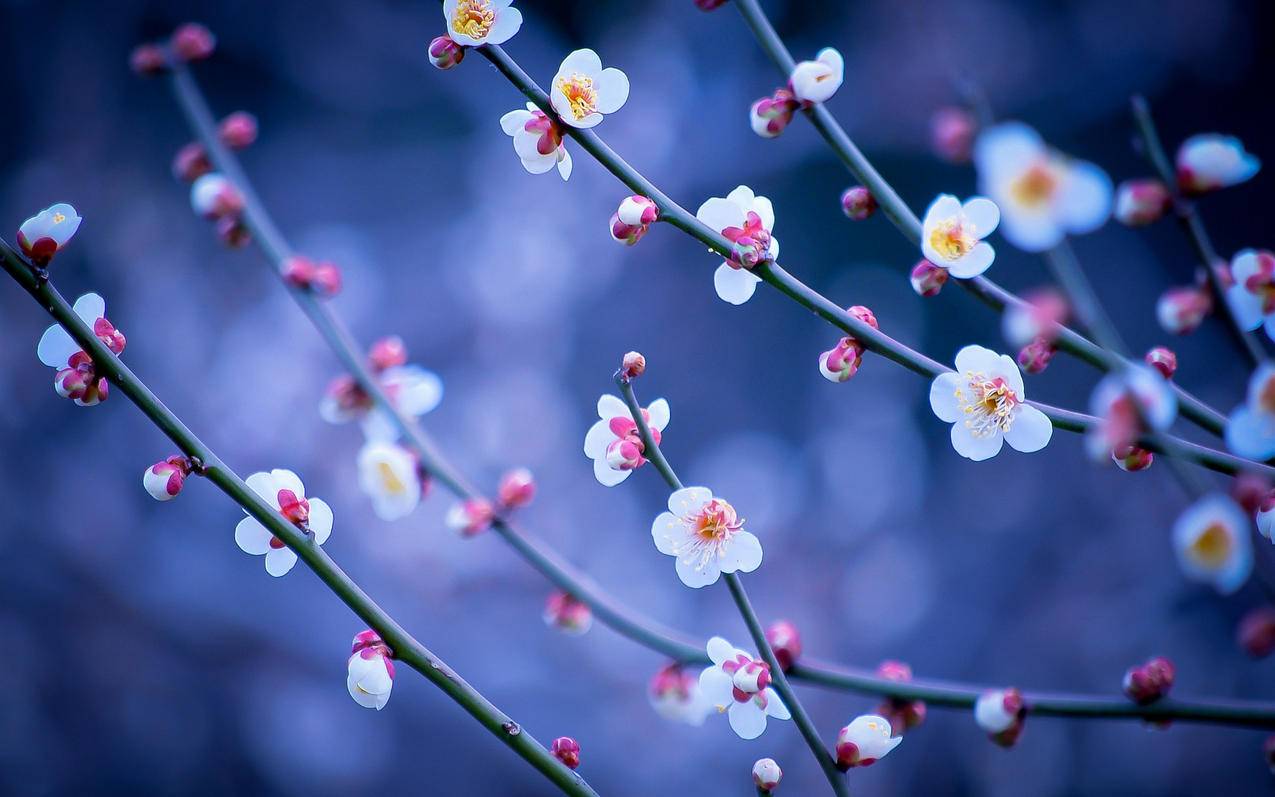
[1122,656,1175,705]
[1144,346,1177,379]
[143,456,192,501]
[347,630,395,711]
[550,737,580,770]
[617,196,659,227]
[17,203,82,267]
[129,43,168,77]
[189,173,243,220]
[445,498,494,537]
[1155,286,1211,335]
[218,112,259,150]
[1112,444,1154,472]
[750,89,798,138]
[543,590,592,635]
[609,213,648,246]
[1238,607,1275,659]
[840,186,876,221]
[170,23,216,62]
[819,337,864,383]
[752,758,782,793]
[369,336,408,371]
[1017,338,1056,374]
[974,688,1025,747]
[765,620,802,672]
[875,660,927,735]
[930,106,976,164]
[172,142,212,182]
[497,468,536,509]
[621,351,646,380]
[1114,179,1172,226]
[428,35,465,70]
[835,715,902,769]
[909,259,948,297]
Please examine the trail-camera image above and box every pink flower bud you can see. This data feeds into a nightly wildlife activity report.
[1017,339,1056,374]
[1003,289,1068,347]
[1232,474,1272,515]
[283,256,316,288]
[446,498,494,537]
[550,737,580,770]
[931,107,976,164]
[695,0,729,10]
[216,216,251,248]
[144,456,190,501]
[497,468,536,509]
[369,336,408,371]
[312,262,343,297]
[172,142,212,183]
[17,203,82,267]
[1155,286,1211,335]
[609,213,647,246]
[605,436,645,471]
[765,620,802,672]
[91,317,127,355]
[170,23,216,62]
[1122,656,1175,705]
[752,758,782,792]
[621,351,646,379]
[189,174,243,220]
[543,590,592,635]
[847,305,878,331]
[819,338,865,383]
[129,43,167,76]
[428,35,465,70]
[840,186,876,221]
[1112,444,1154,472]
[351,629,394,659]
[277,489,311,526]
[218,111,259,150]
[974,688,1025,747]
[750,90,797,138]
[1238,607,1275,659]
[731,659,771,695]
[1114,179,1172,226]
[1144,346,1177,379]
[617,195,659,227]
[348,630,395,710]
[909,259,948,297]
[875,660,927,735]
[835,715,902,769]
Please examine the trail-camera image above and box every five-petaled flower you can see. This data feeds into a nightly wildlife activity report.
[443,0,522,47]
[652,487,762,588]
[649,663,711,726]
[920,194,999,278]
[975,688,1026,747]
[357,440,423,521]
[583,393,670,486]
[928,345,1052,461]
[834,714,902,769]
[37,292,122,407]
[347,630,395,710]
[1176,134,1261,195]
[320,346,443,440]
[695,185,778,305]
[1173,493,1252,595]
[1226,249,1275,342]
[1225,364,1275,461]
[18,203,82,267]
[789,48,843,105]
[974,122,1112,252]
[235,469,333,577]
[499,102,572,181]
[550,49,629,129]
[698,636,790,739]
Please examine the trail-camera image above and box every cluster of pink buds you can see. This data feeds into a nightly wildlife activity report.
[129,23,215,77]
[909,259,949,297]
[930,107,977,164]
[543,590,592,635]
[282,255,343,297]
[143,455,197,501]
[819,305,877,383]
[875,661,927,735]
[1144,346,1177,379]
[497,468,536,509]
[840,186,876,221]
[749,88,799,139]
[189,173,249,248]
[1239,607,1275,658]
[1114,179,1172,226]
[609,195,659,246]
[764,620,801,672]
[974,688,1026,747]
[1156,284,1212,335]
[550,737,581,770]
[445,497,494,537]
[17,203,82,268]
[428,35,465,70]
[752,758,782,793]
[1122,656,1175,704]
[348,629,395,710]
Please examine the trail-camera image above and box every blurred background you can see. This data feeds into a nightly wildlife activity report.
[1,0,1273,794]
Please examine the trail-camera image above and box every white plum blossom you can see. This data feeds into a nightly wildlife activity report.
[321,364,443,441]
[1225,249,1275,341]
[443,0,522,47]
[235,469,332,577]
[695,185,778,305]
[974,122,1113,252]
[698,636,790,739]
[652,487,762,588]
[929,345,1052,461]
[499,102,572,181]
[1225,364,1275,461]
[357,441,422,521]
[834,715,902,769]
[649,663,711,726]
[1259,497,1275,543]
[550,49,629,129]
[789,48,843,104]
[17,203,81,266]
[920,194,1000,278]
[583,393,670,486]
[347,630,395,711]
[37,292,124,407]
[1176,134,1261,195]
[1173,494,1252,594]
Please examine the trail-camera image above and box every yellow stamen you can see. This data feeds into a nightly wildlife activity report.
[52,212,66,224]
[1010,163,1058,207]
[928,217,975,260]
[378,461,406,495]
[1190,523,1232,568]
[451,0,494,39]
[556,73,598,121]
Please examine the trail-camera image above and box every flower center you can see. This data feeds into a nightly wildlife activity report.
[669,498,745,574]
[1189,522,1232,568]
[1010,162,1058,207]
[955,372,1019,438]
[928,217,976,261]
[378,461,406,495]
[52,212,66,224]
[452,0,494,38]
[556,73,598,120]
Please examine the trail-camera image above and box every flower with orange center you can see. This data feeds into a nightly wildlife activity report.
[920,193,999,278]
[443,0,522,47]
[549,49,629,129]
[653,487,762,587]
[930,345,1052,461]
[1173,493,1251,594]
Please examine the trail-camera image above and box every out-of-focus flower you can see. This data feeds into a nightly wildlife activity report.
[550,737,580,770]
[18,203,82,267]
[1233,474,1272,515]
[348,630,395,711]
[172,143,212,182]
[130,43,167,76]
[144,456,193,502]
[171,23,215,62]
[653,487,762,588]
[975,122,1111,252]
[920,194,999,278]
[841,186,876,221]
[378,366,442,421]
[1112,444,1154,473]
[695,0,729,9]
[444,0,522,47]
[819,305,878,383]
[765,620,801,672]
[499,102,572,181]
[497,468,536,509]
[931,107,976,163]
[752,758,782,792]
[543,591,592,635]
[1157,285,1212,335]
[1239,607,1275,658]
[750,88,798,138]
[445,498,494,537]
[875,661,926,735]
[1086,366,1178,459]
[235,469,332,577]
[428,35,465,70]
[929,345,1052,461]
[974,688,1025,747]
[620,351,646,380]
[1002,289,1068,348]
[320,353,443,438]
[1226,249,1275,341]
[190,173,243,220]
[1122,656,1175,705]
[1145,346,1177,379]
[1114,179,1172,226]
[699,636,789,739]
[1257,490,1275,542]
[369,336,407,371]
[357,441,422,521]
[649,663,710,725]
[789,48,843,105]
[1176,134,1260,195]
[218,111,258,149]
[550,49,628,129]
[38,293,120,407]
[1226,364,1275,460]
[910,259,948,297]
[696,185,777,305]
[835,715,902,769]
[582,393,670,486]
[282,255,343,297]
[1017,338,1056,374]
[1173,493,1252,595]
[215,216,250,248]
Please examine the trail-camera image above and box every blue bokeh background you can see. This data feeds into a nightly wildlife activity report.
[2,0,1273,794]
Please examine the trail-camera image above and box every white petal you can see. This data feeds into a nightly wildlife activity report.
[667,486,712,515]
[1227,284,1265,330]
[386,366,444,416]
[999,210,1062,253]
[264,547,298,577]
[234,517,274,555]
[719,530,762,574]
[556,148,573,181]
[953,345,1000,375]
[705,637,736,665]
[652,512,682,555]
[583,419,614,458]
[595,68,629,115]
[726,185,756,209]
[696,197,746,232]
[923,194,962,227]
[245,472,280,508]
[270,469,305,499]
[557,49,602,81]
[593,457,631,487]
[974,122,1044,184]
[751,195,775,232]
[699,663,735,705]
[994,353,1025,396]
[676,556,721,588]
[763,688,790,719]
[929,372,965,423]
[1226,407,1275,460]
[647,398,670,431]
[520,154,557,175]
[1005,405,1053,453]
[72,293,106,326]
[597,393,628,420]
[1058,161,1113,234]
[947,241,995,278]
[36,324,80,368]
[962,197,1000,235]
[484,5,522,45]
[728,702,768,740]
[714,264,761,305]
[307,498,333,545]
[500,109,534,136]
[950,424,1005,461]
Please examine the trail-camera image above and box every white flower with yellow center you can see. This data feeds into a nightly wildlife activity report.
[975,122,1113,252]
[652,487,762,588]
[357,441,422,521]
[1173,494,1252,595]
[549,49,629,129]
[929,345,1052,461]
[920,194,999,278]
[443,0,522,47]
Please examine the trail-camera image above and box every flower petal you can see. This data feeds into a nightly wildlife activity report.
[308,498,333,545]
[706,637,735,665]
[245,472,280,508]
[714,264,761,305]
[36,324,80,368]
[667,486,712,515]
[763,688,790,719]
[1226,406,1275,461]
[728,701,767,740]
[557,49,602,80]
[484,5,522,45]
[593,457,631,487]
[676,555,721,588]
[962,197,1000,235]
[234,517,273,555]
[647,398,670,431]
[270,469,305,500]
[595,68,629,115]
[699,663,734,706]
[929,372,965,423]
[1058,161,1113,234]
[583,419,613,458]
[500,109,534,136]
[72,293,106,326]
[1005,405,1053,453]
[652,512,682,555]
[947,242,995,279]
[264,547,298,577]
[953,345,1000,375]
[696,197,746,232]
[719,530,762,574]
[950,423,1004,461]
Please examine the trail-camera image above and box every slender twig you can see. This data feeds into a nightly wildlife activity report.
[616,376,849,797]
[0,240,596,797]
[728,0,1229,438]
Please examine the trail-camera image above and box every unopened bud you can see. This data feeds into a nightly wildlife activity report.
[840,186,876,221]
[1017,338,1056,374]
[1112,444,1154,472]
[144,456,191,501]
[445,498,494,537]
[312,262,343,297]
[621,351,646,379]
[172,142,212,183]
[1239,607,1275,659]
[617,196,659,227]
[931,106,976,164]
[369,336,408,371]
[1144,346,1177,379]
[1114,179,1172,226]
[875,660,927,734]
[550,737,580,770]
[498,468,536,509]
[170,23,216,62]
[129,43,168,76]
[428,35,465,70]
[544,591,592,635]
[1156,286,1211,335]
[1122,656,1175,705]
[609,213,647,246]
[974,688,1025,747]
[216,216,251,248]
[752,758,782,792]
[835,715,902,769]
[190,173,243,220]
[218,111,259,149]
[910,259,948,297]
[765,620,802,671]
